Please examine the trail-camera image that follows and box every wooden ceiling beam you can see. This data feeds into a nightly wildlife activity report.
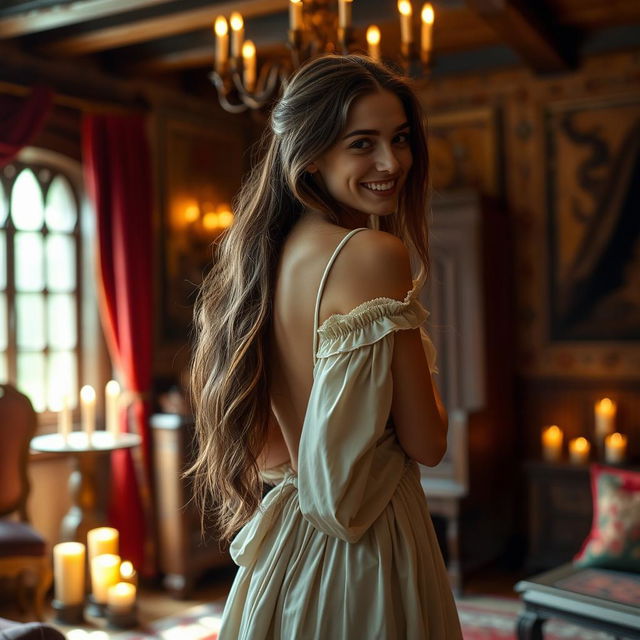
[465,0,578,72]
[37,0,288,56]
[0,0,175,38]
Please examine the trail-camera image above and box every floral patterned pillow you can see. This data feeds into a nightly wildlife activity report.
[574,464,640,572]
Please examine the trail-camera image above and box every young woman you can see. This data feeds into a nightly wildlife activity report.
[189,54,463,638]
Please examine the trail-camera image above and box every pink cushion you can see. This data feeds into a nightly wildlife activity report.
[574,464,640,572]
[0,521,45,557]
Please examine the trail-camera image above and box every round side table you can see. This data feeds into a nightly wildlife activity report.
[30,431,141,543]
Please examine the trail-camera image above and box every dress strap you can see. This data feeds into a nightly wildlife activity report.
[312,227,368,365]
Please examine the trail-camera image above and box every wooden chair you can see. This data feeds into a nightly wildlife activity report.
[0,384,52,621]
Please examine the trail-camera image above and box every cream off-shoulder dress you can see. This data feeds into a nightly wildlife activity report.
[218,227,463,639]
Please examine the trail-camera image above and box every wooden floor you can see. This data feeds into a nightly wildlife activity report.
[0,562,526,633]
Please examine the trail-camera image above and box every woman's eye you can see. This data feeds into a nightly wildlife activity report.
[349,138,372,150]
[394,132,410,144]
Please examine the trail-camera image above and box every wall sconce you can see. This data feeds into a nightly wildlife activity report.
[182,202,234,234]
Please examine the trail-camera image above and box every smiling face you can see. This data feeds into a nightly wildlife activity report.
[309,89,413,219]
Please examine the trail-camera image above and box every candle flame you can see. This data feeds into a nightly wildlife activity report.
[572,437,589,451]
[242,40,256,59]
[120,561,134,578]
[230,12,243,31]
[113,581,135,596]
[80,385,95,402]
[398,1,412,16]
[422,3,434,24]
[290,0,302,4]
[106,380,120,395]
[214,16,228,36]
[366,25,381,45]
[607,432,626,445]
[597,397,616,411]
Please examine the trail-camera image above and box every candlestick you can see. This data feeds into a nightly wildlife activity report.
[91,554,121,605]
[106,582,138,629]
[339,0,353,29]
[87,527,119,565]
[595,398,616,443]
[230,12,244,58]
[214,16,229,74]
[242,40,257,91]
[541,425,563,462]
[569,437,591,465]
[398,0,413,45]
[366,25,381,61]
[105,380,120,437]
[605,432,627,465]
[119,560,138,587]
[53,542,85,606]
[57,394,72,442]
[80,385,96,444]
[289,0,303,31]
[421,3,434,64]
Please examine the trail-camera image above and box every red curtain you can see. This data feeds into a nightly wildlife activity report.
[82,114,154,574]
[0,86,53,168]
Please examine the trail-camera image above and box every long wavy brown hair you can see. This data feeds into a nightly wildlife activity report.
[187,54,431,543]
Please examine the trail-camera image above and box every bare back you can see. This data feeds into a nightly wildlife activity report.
[268,218,366,473]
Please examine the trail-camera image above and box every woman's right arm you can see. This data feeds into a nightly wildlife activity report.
[336,230,448,467]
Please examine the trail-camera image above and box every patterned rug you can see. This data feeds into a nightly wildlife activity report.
[104,597,616,639]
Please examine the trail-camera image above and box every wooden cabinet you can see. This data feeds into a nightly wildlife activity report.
[151,413,233,598]
[524,461,593,572]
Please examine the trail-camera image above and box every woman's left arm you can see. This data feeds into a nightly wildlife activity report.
[257,408,291,471]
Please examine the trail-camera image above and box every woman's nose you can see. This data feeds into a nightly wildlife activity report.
[375,144,400,174]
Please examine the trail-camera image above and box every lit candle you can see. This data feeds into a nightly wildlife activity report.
[87,527,119,565]
[91,554,121,604]
[57,394,72,443]
[542,425,563,462]
[595,398,617,443]
[107,582,136,614]
[230,12,244,58]
[339,0,353,29]
[105,380,120,438]
[569,437,591,465]
[119,560,138,587]
[53,542,85,606]
[289,0,303,31]
[605,432,628,465]
[366,25,381,61]
[80,385,96,443]
[398,0,413,46]
[242,40,257,91]
[421,3,434,63]
[214,16,229,73]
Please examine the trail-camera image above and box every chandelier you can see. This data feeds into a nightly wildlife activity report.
[210,0,435,113]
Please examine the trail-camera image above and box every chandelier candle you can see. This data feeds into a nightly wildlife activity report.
[242,40,257,91]
[421,3,434,64]
[569,437,591,465]
[398,1,413,46]
[339,0,353,29]
[289,0,303,31]
[214,16,229,73]
[604,433,627,464]
[230,12,244,58]
[366,25,381,61]
[541,425,563,462]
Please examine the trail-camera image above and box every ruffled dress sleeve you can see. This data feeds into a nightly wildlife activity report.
[296,278,434,543]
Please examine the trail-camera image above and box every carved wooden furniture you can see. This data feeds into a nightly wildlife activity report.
[524,461,592,572]
[30,431,141,544]
[151,413,232,598]
[0,384,52,621]
[418,189,516,593]
[515,564,640,640]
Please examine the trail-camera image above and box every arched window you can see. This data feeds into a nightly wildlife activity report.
[1,149,104,422]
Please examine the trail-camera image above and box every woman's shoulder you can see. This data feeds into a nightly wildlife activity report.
[332,228,414,309]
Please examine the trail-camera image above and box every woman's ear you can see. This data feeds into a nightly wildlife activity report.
[306,163,318,174]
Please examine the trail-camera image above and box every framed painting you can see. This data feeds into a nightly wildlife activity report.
[156,113,246,343]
